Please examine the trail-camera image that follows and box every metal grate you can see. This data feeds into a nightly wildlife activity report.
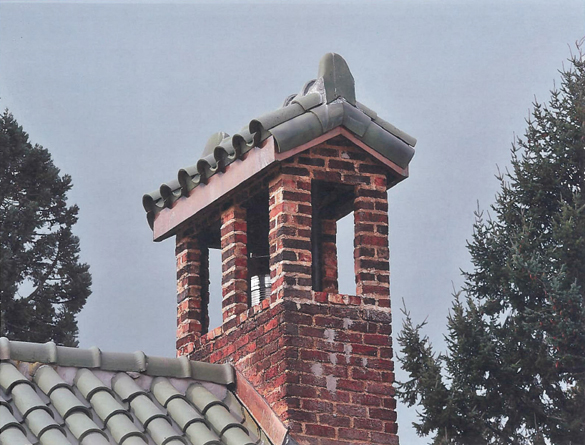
[250,274,271,307]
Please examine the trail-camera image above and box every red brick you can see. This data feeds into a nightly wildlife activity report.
[304,424,335,438]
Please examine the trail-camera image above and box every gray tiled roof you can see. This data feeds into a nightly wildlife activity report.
[142,53,417,228]
[0,338,266,445]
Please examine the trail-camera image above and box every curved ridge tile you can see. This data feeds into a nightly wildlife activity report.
[202,132,230,158]
[300,79,316,96]
[101,351,147,373]
[373,115,417,147]
[232,128,256,156]
[309,102,344,134]
[291,92,322,111]
[342,102,371,138]
[1,340,57,364]
[160,183,181,209]
[146,355,191,379]
[197,153,219,182]
[189,362,234,386]
[143,192,163,213]
[213,138,237,172]
[57,345,102,369]
[270,112,324,153]
[362,120,415,169]
[249,102,304,141]
[356,101,377,120]
[177,167,200,197]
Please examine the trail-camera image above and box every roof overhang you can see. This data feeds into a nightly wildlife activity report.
[151,128,408,241]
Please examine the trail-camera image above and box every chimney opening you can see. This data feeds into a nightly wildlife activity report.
[199,222,222,333]
[311,180,355,293]
[245,189,271,306]
[336,211,355,295]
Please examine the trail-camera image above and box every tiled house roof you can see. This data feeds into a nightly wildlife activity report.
[0,338,271,445]
[142,53,416,229]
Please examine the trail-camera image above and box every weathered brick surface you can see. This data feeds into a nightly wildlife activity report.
[176,232,209,356]
[221,204,248,323]
[190,296,398,444]
[178,136,399,443]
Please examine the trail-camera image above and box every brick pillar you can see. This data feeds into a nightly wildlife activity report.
[321,218,338,293]
[176,231,208,356]
[268,172,312,300]
[221,204,248,328]
[354,174,390,307]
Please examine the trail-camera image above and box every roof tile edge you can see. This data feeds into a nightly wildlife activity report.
[0,338,234,386]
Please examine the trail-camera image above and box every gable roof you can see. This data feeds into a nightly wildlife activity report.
[142,53,416,233]
[0,338,270,445]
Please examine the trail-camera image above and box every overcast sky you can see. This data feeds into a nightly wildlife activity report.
[1,1,584,443]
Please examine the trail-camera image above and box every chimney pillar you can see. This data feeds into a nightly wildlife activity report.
[220,204,249,328]
[268,173,313,300]
[354,178,391,307]
[176,231,209,356]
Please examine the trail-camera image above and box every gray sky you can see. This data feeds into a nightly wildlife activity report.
[1,1,584,443]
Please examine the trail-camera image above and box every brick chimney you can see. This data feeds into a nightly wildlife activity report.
[143,53,416,445]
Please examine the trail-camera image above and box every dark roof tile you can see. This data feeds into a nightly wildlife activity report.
[142,53,417,229]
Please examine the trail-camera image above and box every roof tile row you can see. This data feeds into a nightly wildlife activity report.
[0,339,264,445]
[0,338,234,386]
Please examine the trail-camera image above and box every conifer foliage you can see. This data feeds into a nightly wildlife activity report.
[0,111,91,346]
[397,48,585,444]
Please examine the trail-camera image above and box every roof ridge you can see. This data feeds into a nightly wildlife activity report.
[143,53,417,232]
[0,337,234,385]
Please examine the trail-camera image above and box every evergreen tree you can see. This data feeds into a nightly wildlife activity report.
[0,110,91,346]
[397,48,585,444]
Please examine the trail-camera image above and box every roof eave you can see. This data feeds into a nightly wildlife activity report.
[151,128,410,242]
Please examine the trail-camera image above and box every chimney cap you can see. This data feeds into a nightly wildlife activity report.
[318,53,356,105]
[143,53,417,234]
